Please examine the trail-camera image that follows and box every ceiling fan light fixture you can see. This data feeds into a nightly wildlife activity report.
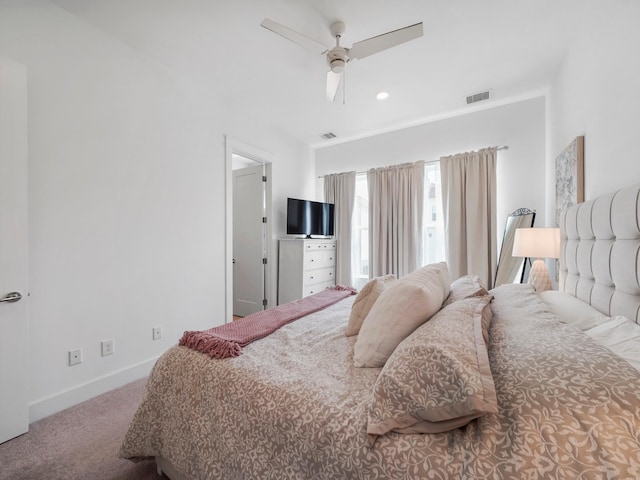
[330,59,345,73]
[376,91,389,100]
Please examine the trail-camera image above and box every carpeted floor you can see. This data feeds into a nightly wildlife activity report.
[0,377,163,480]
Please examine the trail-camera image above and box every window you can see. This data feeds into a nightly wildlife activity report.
[423,163,445,265]
[351,174,369,289]
[350,163,445,285]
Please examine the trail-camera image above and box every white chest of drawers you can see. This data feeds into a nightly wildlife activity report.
[278,238,336,305]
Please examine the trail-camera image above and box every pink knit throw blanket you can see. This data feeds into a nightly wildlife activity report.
[179,286,357,359]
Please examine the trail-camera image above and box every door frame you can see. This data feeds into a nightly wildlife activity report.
[224,136,273,323]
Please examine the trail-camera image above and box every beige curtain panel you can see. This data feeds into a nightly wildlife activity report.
[440,148,497,287]
[324,171,356,286]
[367,161,424,279]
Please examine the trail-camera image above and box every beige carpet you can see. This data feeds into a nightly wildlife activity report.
[0,377,163,480]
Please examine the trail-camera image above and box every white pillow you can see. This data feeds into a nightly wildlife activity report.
[538,290,609,331]
[585,316,640,371]
[353,262,450,368]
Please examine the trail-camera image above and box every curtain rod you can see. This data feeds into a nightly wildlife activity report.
[318,145,509,179]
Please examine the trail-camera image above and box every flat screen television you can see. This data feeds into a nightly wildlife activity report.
[286,197,335,238]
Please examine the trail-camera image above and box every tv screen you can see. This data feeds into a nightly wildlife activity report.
[286,198,334,237]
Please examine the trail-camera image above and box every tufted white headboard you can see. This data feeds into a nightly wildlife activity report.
[559,183,640,324]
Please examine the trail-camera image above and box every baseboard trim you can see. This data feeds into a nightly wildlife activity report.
[28,355,159,423]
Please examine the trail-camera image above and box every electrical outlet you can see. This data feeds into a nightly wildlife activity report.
[101,338,114,357]
[152,326,162,341]
[69,349,82,366]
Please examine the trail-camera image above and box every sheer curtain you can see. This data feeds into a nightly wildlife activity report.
[324,171,356,286]
[367,162,424,278]
[440,148,497,287]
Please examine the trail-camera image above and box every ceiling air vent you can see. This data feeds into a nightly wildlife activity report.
[466,90,491,105]
[321,132,337,140]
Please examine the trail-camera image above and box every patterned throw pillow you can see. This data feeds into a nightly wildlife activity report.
[367,295,497,444]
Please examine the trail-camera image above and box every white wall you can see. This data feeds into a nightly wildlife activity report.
[315,97,547,244]
[0,0,314,421]
[547,1,640,203]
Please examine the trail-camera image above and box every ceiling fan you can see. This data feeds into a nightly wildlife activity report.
[260,18,423,102]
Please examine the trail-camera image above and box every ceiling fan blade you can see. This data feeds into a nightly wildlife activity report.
[326,70,343,102]
[349,22,423,60]
[261,18,329,55]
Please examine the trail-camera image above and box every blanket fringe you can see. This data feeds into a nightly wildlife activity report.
[179,331,242,358]
[332,284,358,294]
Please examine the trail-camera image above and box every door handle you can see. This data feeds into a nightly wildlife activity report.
[0,292,22,303]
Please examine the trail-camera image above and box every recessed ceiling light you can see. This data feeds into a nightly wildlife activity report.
[376,91,389,100]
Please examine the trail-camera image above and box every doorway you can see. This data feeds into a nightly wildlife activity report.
[232,158,269,317]
[224,137,273,322]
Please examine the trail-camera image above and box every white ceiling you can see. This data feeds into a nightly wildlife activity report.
[50,0,582,147]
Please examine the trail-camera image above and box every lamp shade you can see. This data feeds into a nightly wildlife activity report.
[512,227,560,259]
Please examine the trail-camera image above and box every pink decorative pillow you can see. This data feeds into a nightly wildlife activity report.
[367,295,496,444]
[346,274,396,337]
[353,262,450,368]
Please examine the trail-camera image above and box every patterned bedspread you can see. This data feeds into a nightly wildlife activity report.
[120,284,640,479]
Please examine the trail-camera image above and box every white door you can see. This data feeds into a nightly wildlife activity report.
[0,57,29,444]
[233,164,266,317]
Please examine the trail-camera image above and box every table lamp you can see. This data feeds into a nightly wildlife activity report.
[512,227,560,292]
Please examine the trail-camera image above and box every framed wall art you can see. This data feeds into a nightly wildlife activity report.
[555,135,584,225]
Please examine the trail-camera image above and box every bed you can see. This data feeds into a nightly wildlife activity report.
[120,184,640,479]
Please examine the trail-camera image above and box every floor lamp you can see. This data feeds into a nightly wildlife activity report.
[512,227,560,292]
